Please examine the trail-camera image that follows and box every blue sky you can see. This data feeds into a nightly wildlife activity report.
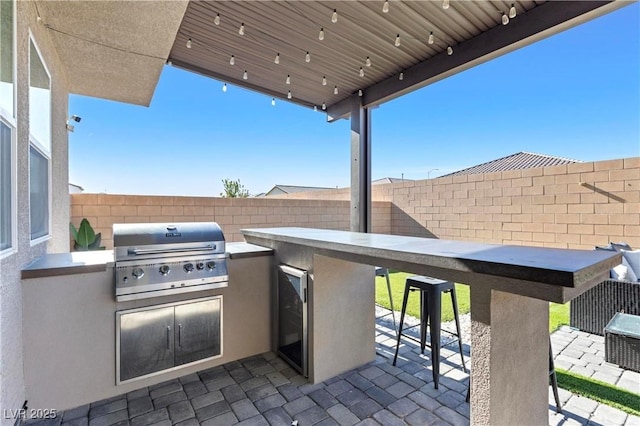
[69,3,639,197]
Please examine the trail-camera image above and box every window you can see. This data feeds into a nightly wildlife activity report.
[29,146,48,240]
[29,38,51,151]
[0,0,14,255]
[1,120,11,250]
[0,0,14,118]
[29,36,51,242]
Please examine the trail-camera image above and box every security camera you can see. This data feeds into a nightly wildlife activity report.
[70,115,81,123]
[66,124,75,132]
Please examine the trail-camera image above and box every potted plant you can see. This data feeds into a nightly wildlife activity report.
[70,218,105,251]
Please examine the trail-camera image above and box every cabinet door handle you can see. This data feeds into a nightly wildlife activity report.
[178,324,183,347]
[166,326,172,350]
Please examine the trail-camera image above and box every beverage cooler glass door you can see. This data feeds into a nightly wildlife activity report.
[277,264,308,377]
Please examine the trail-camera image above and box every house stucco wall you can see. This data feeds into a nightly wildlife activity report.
[0,1,69,423]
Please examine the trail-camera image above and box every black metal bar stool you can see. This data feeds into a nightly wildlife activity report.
[375,267,397,335]
[549,337,562,412]
[392,276,466,389]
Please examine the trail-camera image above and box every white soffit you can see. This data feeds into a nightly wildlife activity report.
[38,1,189,106]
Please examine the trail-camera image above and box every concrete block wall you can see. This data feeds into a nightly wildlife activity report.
[387,157,639,249]
[70,157,638,251]
[275,157,640,250]
[70,195,391,249]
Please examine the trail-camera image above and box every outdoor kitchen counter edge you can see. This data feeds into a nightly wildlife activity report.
[20,242,273,279]
[241,227,621,303]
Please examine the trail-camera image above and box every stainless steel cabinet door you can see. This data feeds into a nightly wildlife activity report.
[119,306,175,381]
[174,297,222,366]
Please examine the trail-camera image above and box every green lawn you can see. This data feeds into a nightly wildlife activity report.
[556,369,640,416]
[550,301,570,332]
[375,270,569,331]
[375,271,470,322]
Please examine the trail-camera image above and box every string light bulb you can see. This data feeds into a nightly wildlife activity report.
[222,83,227,92]
[322,103,327,110]
[229,55,235,65]
[319,28,325,40]
[447,46,453,55]
[271,98,276,106]
[242,70,248,80]
[331,9,338,23]
[214,14,220,25]
[322,76,327,86]
[399,72,404,80]
[365,57,372,67]
[442,0,450,9]
[286,75,291,85]
[428,32,434,45]
[274,53,280,64]
[287,90,292,99]
[502,12,509,25]
[305,52,311,63]
[313,105,318,112]
[359,67,365,77]
[239,23,245,35]
[509,3,516,18]
[358,89,363,97]
[382,0,389,13]
[395,34,401,47]
[334,86,338,95]
[186,38,192,49]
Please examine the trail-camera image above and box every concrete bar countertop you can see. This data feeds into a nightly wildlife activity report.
[241,227,622,424]
[242,227,620,303]
[21,242,273,279]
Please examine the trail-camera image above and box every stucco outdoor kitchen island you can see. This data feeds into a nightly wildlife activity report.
[20,243,274,413]
[241,227,620,426]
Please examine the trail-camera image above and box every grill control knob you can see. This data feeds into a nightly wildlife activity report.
[206,261,216,270]
[196,262,205,270]
[184,263,194,273]
[132,268,144,279]
[159,265,171,276]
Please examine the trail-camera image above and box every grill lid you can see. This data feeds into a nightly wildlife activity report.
[113,222,229,301]
[113,222,225,247]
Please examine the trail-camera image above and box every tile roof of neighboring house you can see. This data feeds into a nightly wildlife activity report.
[442,152,582,177]
[69,183,84,193]
[264,184,335,196]
[372,177,412,185]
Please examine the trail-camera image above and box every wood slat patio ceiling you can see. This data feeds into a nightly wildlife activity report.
[168,0,622,117]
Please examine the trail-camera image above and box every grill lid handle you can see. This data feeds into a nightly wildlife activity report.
[128,244,216,256]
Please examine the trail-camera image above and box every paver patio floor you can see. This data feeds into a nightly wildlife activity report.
[549,325,640,426]
[26,311,639,426]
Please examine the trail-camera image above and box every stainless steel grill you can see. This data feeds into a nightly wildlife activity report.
[113,222,228,301]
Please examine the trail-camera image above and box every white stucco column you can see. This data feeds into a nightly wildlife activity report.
[470,287,549,426]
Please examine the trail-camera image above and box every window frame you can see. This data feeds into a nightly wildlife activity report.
[28,32,52,246]
[0,117,16,258]
[0,0,17,258]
